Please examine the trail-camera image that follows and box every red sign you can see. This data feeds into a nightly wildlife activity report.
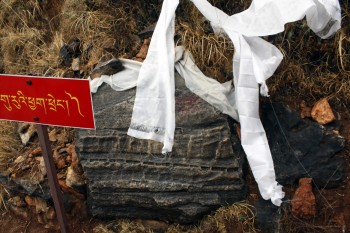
[0,74,95,129]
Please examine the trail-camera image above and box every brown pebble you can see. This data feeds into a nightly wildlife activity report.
[31,147,42,156]
[46,207,56,220]
[25,195,36,206]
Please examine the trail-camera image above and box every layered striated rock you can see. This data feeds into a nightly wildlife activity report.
[76,74,246,223]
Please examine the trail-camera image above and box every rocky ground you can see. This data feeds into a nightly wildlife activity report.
[0,0,349,232]
[0,94,349,233]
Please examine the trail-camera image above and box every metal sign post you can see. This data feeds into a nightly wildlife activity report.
[36,124,68,233]
[0,74,95,233]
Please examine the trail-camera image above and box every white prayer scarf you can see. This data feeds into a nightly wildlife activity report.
[190,0,340,206]
[90,47,239,121]
[92,0,341,206]
[127,0,179,154]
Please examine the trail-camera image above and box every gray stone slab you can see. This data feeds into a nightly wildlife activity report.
[76,74,246,223]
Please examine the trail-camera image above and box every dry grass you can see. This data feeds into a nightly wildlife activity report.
[93,219,153,233]
[267,2,350,108]
[93,202,257,233]
[279,204,344,233]
[0,0,348,106]
[0,183,10,212]
[0,0,162,77]
[176,0,244,83]
[196,202,257,233]
[0,121,22,171]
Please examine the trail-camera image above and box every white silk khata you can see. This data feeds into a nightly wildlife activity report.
[90,0,341,206]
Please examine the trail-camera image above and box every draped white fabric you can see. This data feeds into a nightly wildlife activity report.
[90,47,239,120]
[188,0,340,206]
[127,0,179,154]
[90,0,341,206]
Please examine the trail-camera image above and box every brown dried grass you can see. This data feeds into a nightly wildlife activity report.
[93,202,256,233]
[279,202,344,233]
[0,183,10,212]
[0,121,21,171]
[0,0,349,107]
[0,0,162,77]
[267,2,350,108]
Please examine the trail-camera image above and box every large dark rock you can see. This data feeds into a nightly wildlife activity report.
[262,103,346,188]
[254,199,282,233]
[76,74,247,223]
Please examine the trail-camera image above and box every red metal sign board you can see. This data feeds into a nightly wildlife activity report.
[0,74,95,129]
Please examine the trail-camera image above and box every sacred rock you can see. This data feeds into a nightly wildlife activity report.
[76,73,247,223]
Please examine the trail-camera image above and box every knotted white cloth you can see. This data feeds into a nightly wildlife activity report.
[189,0,340,206]
[91,0,341,206]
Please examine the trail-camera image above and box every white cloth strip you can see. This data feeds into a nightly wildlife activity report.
[90,47,239,122]
[127,0,179,154]
[190,0,340,206]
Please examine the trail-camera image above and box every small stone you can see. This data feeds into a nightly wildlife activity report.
[67,144,78,166]
[66,144,76,156]
[53,150,67,169]
[66,155,72,164]
[35,197,49,214]
[135,39,150,60]
[57,157,66,169]
[36,157,47,180]
[58,180,85,200]
[311,98,336,124]
[332,130,339,135]
[46,206,56,220]
[31,147,42,157]
[60,37,81,67]
[10,196,26,207]
[18,123,36,145]
[9,205,28,219]
[20,164,30,171]
[71,57,80,71]
[25,195,36,206]
[90,59,124,80]
[300,100,311,118]
[291,178,316,219]
[56,130,69,144]
[57,172,66,180]
[14,155,25,164]
[66,165,86,188]
[59,147,67,153]
[37,214,46,224]
[49,129,57,142]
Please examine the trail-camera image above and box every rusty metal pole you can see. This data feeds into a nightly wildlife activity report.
[36,124,69,233]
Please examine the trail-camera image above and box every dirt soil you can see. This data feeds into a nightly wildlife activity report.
[0,0,349,232]
[0,211,101,233]
[0,104,349,233]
